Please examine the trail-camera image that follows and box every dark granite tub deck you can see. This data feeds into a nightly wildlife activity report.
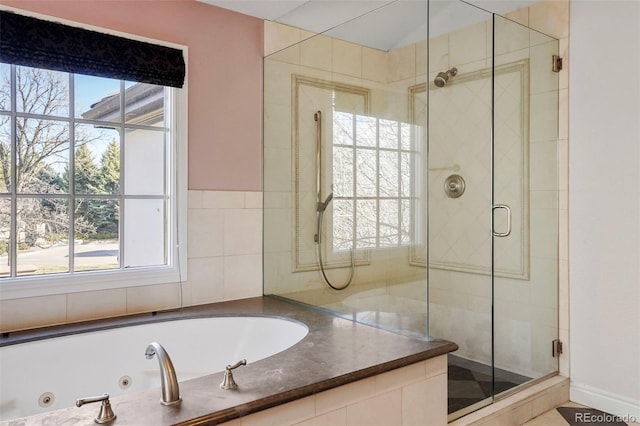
[0,296,457,426]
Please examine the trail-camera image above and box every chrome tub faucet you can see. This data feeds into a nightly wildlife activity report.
[145,342,182,406]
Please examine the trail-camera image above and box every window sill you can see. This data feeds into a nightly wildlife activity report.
[0,266,184,301]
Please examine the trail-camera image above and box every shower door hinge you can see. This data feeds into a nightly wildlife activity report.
[552,339,563,357]
[552,55,563,73]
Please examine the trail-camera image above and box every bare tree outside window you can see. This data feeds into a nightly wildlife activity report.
[0,65,124,276]
[332,111,421,251]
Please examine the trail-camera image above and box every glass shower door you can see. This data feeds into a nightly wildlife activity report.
[492,14,560,395]
[427,1,496,418]
[428,6,561,419]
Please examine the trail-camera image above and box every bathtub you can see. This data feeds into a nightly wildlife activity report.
[0,315,308,422]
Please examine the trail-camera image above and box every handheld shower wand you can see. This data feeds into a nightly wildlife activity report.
[317,192,333,213]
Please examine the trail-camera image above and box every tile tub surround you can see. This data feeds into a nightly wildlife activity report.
[0,190,263,333]
[0,296,457,425]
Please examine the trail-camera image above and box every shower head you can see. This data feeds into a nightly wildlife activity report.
[434,67,458,87]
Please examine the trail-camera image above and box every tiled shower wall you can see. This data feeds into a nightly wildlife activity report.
[425,0,569,379]
[506,0,570,380]
[264,0,569,378]
[0,190,263,332]
[427,14,563,379]
[263,24,429,301]
[429,0,569,379]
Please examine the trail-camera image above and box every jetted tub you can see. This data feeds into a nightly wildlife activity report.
[0,316,308,422]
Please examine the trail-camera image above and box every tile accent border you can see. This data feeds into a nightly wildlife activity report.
[409,61,531,281]
[292,75,372,272]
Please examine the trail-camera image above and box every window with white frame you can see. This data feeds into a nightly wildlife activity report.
[332,111,423,251]
[0,64,177,277]
[0,11,186,295]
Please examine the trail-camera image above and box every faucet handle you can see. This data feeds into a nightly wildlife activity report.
[76,393,116,424]
[226,359,247,371]
[220,359,247,390]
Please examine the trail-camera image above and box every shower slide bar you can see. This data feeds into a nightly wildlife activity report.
[313,110,355,291]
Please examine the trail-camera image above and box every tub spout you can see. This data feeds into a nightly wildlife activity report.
[145,342,181,406]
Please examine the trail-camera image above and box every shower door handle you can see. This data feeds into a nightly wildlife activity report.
[492,204,512,237]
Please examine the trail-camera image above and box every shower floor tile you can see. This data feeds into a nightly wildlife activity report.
[447,354,531,415]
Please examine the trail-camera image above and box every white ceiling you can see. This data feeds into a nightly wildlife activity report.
[199,0,540,51]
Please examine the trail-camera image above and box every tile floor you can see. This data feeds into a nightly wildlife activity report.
[523,402,640,426]
[446,357,639,426]
[448,355,530,414]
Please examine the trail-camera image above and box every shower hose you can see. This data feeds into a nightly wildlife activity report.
[315,204,355,291]
[313,110,354,291]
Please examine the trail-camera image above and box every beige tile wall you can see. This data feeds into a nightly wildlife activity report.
[263,25,428,301]
[513,0,570,379]
[184,190,263,305]
[264,0,570,379]
[0,190,263,333]
[426,0,569,380]
[220,355,448,426]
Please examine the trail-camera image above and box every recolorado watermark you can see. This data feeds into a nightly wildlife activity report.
[575,411,638,423]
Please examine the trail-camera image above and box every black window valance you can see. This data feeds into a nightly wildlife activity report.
[0,10,185,88]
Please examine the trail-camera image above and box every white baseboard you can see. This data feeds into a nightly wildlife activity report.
[570,381,640,422]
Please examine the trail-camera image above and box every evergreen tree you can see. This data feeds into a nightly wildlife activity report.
[97,140,120,236]
[75,144,102,194]
[37,165,66,193]
[100,140,120,194]
[73,144,102,235]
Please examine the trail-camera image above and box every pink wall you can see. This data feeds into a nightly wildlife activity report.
[0,0,264,191]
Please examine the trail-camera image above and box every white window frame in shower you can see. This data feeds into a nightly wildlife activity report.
[292,75,372,272]
[332,112,423,251]
[0,26,187,300]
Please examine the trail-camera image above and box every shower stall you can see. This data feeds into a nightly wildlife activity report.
[263,0,560,419]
